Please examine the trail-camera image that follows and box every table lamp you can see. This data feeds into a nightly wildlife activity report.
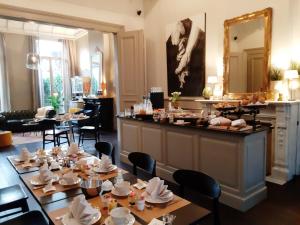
[284,70,299,101]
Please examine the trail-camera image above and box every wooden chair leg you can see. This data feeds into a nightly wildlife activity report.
[78,132,81,147]
[213,199,221,225]
[81,132,84,145]
[43,131,45,149]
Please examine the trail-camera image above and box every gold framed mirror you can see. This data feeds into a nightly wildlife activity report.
[223,8,272,97]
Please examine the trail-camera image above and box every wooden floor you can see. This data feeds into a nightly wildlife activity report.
[0,131,300,225]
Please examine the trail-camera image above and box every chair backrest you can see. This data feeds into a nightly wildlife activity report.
[95,142,115,164]
[46,109,56,118]
[128,152,156,177]
[39,119,56,131]
[173,169,221,199]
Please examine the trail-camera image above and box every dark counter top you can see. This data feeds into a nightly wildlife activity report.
[117,116,269,137]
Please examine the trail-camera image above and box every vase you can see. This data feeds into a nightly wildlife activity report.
[172,101,179,109]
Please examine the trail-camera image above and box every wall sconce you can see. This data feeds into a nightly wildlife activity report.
[26,52,40,70]
[284,70,299,101]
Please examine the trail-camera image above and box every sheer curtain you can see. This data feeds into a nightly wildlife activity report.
[28,36,41,110]
[62,39,78,111]
[0,33,11,111]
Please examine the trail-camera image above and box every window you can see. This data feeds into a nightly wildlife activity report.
[37,39,66,108]
[90,53,103,95]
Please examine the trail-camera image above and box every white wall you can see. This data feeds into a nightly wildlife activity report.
[144,0,292,97]
[0,0,144,31]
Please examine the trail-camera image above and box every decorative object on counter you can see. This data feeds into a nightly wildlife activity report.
[278,93,283,101]
[150,87,164,109]
[82,76,91,97]
[170,91,181,109]
[166,13,206,97]
[284,70,299,101]
[207,76,218,99]
[290,61,300,75]
[270,66,283,81]
[202,87,212,99]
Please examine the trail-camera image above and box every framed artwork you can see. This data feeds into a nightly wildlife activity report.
[166,13,206,97]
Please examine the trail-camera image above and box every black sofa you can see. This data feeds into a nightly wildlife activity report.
[0,110,38,133]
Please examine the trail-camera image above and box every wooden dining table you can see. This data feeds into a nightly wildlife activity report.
[9,150,210,225]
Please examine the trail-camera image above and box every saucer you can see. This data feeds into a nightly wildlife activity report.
[59,177,81,186]
[61,211,101,225]
[111,187,131,197]
[104,214,135,225]
[144,192,174,204]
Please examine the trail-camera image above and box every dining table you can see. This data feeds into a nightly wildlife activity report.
[9,147,210,225]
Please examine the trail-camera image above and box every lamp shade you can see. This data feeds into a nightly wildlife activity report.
[26,52,40,70]
[207,76,218,84]
[284,70,298,80]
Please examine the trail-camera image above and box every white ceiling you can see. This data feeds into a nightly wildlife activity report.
[0,18,88,40]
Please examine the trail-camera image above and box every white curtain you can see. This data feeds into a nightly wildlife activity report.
[28,36,41,109]
[0,33,11,111]
[62,39,78,111]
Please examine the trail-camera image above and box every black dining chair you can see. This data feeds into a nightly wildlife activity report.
[128,152,156,178]
[95,142,116,164]
[0,210,48,225]
[173,169,221,225]
[0,184,29,219]
[40,119,70,149]
[78,112,101,146]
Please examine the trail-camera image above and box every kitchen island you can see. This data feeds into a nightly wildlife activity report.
[118,116,268,211]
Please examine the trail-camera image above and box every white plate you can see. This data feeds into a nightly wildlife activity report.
[14,155,36,162]
[61,211,101,225]
[111,187,131,197]
[144,192,174,204]
[104,214,135,225]
[93,165,117,173]
[59,177,81,186]
[30,174,60,186]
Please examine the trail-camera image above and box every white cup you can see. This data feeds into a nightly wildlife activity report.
[136,199,145,211]
[110,207,130,225]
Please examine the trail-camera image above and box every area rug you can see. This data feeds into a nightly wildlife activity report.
[12,133,43,145]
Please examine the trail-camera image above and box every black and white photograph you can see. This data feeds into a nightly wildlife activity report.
[166,14,206,96]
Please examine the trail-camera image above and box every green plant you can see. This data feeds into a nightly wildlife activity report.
[270,66,283,81]
[290,61,300,75]
[170,91,181,103]
[49,94,60,111]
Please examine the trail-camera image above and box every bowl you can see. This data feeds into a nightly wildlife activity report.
[80,179,102,199]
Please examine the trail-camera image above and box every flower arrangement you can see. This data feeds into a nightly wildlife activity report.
[170,91,181,103]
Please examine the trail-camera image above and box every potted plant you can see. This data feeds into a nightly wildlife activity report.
[49,93,60,112]
[269,66,283,100]
[170,91,181,109]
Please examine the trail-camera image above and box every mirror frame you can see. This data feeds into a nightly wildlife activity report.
[223,7,272,97]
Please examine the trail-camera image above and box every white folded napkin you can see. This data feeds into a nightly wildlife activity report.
[63,171,78,184]
[210,117,232,126]
[69,195,99,225]
[67,143,79,155]
[100,155,113,171]
[19,148,30,161]
[39,165,54,183]
[145,177,173,201]
[231,119,247,127]
[43,182,56,193]
[148,218,164,225]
